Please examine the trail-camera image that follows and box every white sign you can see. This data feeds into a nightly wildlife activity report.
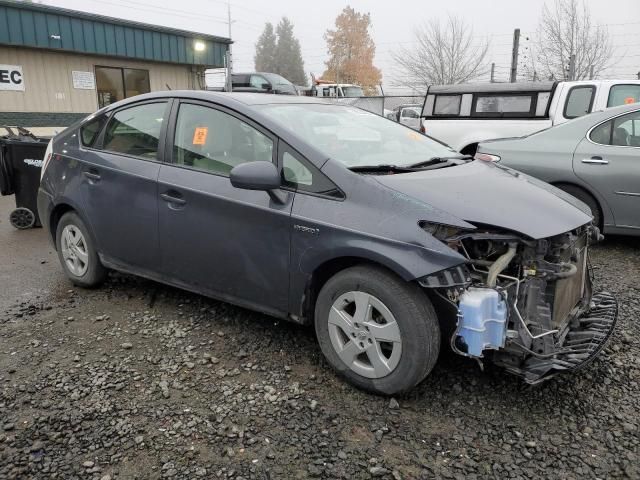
[72,71,95,90]
[0,65,24,91]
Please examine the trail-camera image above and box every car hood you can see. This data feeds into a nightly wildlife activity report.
[373,160,592,239]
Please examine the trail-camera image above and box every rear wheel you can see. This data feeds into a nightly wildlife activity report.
[314,265,440,395]
[55,212,106,287]
[556,184,602,230]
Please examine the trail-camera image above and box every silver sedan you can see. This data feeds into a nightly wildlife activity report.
[477,103,640,236]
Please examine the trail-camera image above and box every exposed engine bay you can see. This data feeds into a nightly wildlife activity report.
[420,224,618,383]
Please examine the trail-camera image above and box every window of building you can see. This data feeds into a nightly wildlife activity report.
[564,86,595,119]
[474,95,533,115]
[173,103,274,176]
[433,95,461,115]
[102,102,167,159]
[281,148,343,198]
[608,84,640,107]
[95,66,151,108]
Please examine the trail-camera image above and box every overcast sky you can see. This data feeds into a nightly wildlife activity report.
[44,0,640,89]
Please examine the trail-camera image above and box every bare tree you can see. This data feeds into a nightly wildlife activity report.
[391,15,489,89]
[536,0,613,80]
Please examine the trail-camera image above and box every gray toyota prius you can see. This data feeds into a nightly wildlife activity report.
[38,91,617,394]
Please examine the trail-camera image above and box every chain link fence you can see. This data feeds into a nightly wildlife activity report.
[325,96,425,117]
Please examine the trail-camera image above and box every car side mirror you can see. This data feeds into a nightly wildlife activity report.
[261,83,272,91]
[230,161,287,203]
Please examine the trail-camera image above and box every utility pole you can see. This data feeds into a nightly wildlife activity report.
[589,65,594,80]
[510,28,520,83]
[490,63,495,83]
[225,1,233,92]
[568,54,576,81]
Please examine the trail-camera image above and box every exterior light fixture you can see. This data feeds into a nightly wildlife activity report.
[194,41,206,52]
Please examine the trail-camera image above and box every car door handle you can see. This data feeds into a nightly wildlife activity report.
[160,192,186,206]
[581,156,609,165]
[83,170,101,181]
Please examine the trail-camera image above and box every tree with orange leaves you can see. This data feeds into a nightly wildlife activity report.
[322,7,382,94]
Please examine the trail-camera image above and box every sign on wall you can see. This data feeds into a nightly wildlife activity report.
[0,65,24,91]
[72,71,95,90]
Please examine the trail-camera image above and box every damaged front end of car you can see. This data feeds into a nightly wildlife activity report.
[420,223,618,384]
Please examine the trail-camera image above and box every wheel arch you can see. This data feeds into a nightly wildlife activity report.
[299,256,415,325]
[550,180,609,229]
[48,202,98,250]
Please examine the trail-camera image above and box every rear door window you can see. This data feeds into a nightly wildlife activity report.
[608,84,640,107]
[102,102,167,160]
[433,95,461,115]
[564,86,595,119]
[612,110,640,146]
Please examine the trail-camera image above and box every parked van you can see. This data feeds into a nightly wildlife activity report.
[420,80,640,154]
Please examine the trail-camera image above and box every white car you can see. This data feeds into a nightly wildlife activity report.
[420,80,640,154]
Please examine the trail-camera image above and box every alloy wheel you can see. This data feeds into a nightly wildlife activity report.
[328,291,403,379]
[61,225,89,277]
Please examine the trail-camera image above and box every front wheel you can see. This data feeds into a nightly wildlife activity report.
[55,212,107,288]
[314,265,440,395]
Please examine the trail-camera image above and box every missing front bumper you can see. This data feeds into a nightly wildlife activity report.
[501,292,618,384]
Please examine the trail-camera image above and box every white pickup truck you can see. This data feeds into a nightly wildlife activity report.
[420,80,640,155]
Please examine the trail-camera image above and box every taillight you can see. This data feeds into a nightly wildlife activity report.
[40,140,53,179]
[474,152,501,163]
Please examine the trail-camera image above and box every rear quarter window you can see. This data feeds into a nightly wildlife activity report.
[80,115,107,147]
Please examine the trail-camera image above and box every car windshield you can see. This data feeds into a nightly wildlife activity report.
[258,104,458,168]
[263,73,293,87]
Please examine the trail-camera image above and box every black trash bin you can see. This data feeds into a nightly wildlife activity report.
[0,128,49,229]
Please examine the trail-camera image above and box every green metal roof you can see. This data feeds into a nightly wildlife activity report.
[0,0,230,67]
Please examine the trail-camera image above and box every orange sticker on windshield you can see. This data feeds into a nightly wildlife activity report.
[624,97,636,105]
[407,131,422,141]
[193,127,208,145]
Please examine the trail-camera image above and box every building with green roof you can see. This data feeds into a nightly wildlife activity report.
[0,0,230,133]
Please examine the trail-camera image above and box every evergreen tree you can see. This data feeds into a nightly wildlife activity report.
[274,17,307,85]
[254,23,277,73]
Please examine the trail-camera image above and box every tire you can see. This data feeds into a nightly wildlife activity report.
[55,211,107,288]
[314,265,440,395]
[556,184,602,230]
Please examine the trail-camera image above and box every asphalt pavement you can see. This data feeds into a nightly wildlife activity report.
[0,195,63,313]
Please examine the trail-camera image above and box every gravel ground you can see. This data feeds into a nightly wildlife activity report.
[1,209,639,478]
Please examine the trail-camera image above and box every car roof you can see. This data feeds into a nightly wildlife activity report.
[101,90,332,111]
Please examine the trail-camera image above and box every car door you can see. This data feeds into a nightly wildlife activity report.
[573,109,640,229]
[157,100,293,315]
[82,100,169,272]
